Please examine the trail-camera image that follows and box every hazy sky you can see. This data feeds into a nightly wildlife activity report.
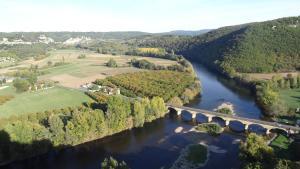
[0,0,299,32]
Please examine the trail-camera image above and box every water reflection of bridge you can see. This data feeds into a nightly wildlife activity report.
[167,105,300,135]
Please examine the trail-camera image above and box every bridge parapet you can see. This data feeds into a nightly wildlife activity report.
[167,105,300,135]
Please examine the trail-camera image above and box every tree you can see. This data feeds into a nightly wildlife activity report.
[47,61,53,66]
[101,156,130,169]
[274,160,289,169]
[168,97,183,107]
[4,121,34,144]
[48,115,65,146]
[106,58,118,67]
[297,74,300,88]
[13,79,30,92]
[240,133,274,168]
[150,97,167,118]
[65,121,77,144]
[132,101,145,127]
[106,96,132,133]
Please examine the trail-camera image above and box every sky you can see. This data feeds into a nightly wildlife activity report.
[0,0,299,32]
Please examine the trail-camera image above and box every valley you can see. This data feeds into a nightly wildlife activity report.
[0,14,299,169]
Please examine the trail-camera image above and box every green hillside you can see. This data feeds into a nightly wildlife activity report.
[182,16,300,76]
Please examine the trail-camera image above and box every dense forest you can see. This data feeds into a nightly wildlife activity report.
[181,16,300,76]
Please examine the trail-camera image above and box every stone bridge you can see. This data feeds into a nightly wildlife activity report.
[167,105,300,135]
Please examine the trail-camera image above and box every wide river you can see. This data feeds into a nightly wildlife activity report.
[5,64,263,169]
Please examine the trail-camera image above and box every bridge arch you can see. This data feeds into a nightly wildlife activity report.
[248,124,267,134]
[180,110,193,121]
[212,116,226,127]
[270,128,289,136]
[229,120,246,132]
[168,107,178,115]
[195,113,209,123]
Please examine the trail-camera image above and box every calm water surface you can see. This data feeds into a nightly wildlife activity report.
[3,64,263,169]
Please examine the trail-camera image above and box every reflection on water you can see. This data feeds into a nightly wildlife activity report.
[4,116,243,169]
[188,64,262,119]
[4,64,264,169]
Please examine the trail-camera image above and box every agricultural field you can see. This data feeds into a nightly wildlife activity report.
[245,72,299,81]
[6,49,176,88]
[138,47,165,55]
[279,88,300,109]
[0,49,178,117]
[102,70,199,101]
[0,84,92,118]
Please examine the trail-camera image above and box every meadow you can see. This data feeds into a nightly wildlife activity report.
[279,88,300,109]
[0,85,92,118]
[37,50,177,88]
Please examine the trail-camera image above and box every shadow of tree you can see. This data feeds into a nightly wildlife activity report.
[0,130,71,168]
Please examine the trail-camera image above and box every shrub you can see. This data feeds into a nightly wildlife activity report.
[106,58,118,67]
[195,123,223,135]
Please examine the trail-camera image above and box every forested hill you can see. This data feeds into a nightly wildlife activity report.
[181,16,300,76]
[0,31,150,41]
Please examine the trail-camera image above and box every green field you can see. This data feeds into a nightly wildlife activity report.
[270,134,290,150]
[270,134,292,159]
[279,88,300,109]
[0,85,92,118]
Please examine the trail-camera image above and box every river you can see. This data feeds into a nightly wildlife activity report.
[4,64,263,169]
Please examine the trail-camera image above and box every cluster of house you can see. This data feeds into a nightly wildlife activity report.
[0,76,15,83]
[28,81,54,92]
[0,35,56,45]
[0,35,92,46]
[80,83,120,95]
[63,36,91,45]
[0,57,16,63]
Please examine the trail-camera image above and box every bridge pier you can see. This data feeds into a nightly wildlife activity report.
[176,109,182,116]
[207,115,213,123]
[244,124,249,131]
[192,113,197,119]
[266,129,271,135]
[225,119,230,126]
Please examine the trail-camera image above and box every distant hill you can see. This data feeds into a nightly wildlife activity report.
[182,16,300,75]
[159,29,211,36]
[0,31,151,42]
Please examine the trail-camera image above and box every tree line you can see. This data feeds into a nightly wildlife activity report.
[256,73,300,117]
[0,95,167,164]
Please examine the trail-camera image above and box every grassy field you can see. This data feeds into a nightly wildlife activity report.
[0,85,92,118]
[245,72,299,81]
[0,49,177,117]
[279,88,300,109]
[270,134,292,159]
[35,50,177,88]
[270,134,290,149]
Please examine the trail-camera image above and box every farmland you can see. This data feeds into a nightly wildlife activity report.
[2,50,176,88]
[0,49,178,117]
[279,88,300,109]
[0,84,92,118]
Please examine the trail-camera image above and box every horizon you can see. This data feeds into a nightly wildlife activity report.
[1,0,300,33]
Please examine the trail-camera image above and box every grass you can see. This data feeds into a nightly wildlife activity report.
[185,144,208,164]
[270,134,290,150]
[279,88,300,109]
[270,134,292,159]
[0,85,92,118]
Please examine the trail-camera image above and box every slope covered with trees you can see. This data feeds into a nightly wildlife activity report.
[182,16,300,76]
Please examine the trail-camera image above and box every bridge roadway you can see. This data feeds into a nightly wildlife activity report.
[167,105,300,134]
